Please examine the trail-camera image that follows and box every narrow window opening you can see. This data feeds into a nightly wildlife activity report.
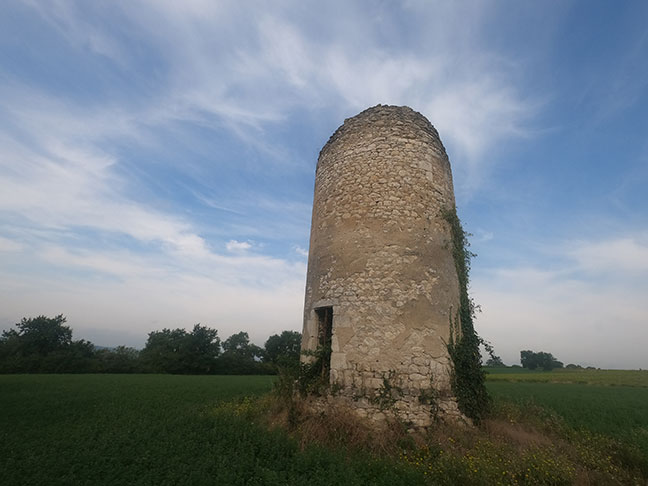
[315,306,333,381]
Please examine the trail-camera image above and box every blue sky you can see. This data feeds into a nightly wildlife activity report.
[1,1,646,368]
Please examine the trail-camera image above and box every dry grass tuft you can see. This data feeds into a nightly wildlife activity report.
[482,418,554,449]
[266,394,420,455]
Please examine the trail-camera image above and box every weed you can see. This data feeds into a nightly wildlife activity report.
[418,378,440,422]
[370,370,403,411]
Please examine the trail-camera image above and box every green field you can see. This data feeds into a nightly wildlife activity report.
[485,368,648,468]
[0,375,427,486]
[485,367,648,387]
[488,382,648,461]
[2,373,647,485]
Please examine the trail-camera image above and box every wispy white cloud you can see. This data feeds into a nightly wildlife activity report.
[0,85,217,258]
[474,232,648,369]
[474,229,495,243]
[0,236,22,252]
[569,235,648,275]
[225,240,252,253]
[19,1,534,171]
[25,0,128,66]
[0,138,209,258]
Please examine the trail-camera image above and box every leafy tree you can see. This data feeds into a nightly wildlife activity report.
[520,350,564,371]
[140,328,186,373]
[222,332,250,356]
[216,331,272,374]
[184,324,222,373]
[485,356,505,367]
[95,346,141,373]
[224,331,265,361]
[520,350,535,369]
[43,339,96,373]
[264,330,301,368]
[2,315,72,355]
[140,324,221,374]
[0,315,97,373]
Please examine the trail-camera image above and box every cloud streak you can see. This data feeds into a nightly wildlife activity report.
[474,233,648,369]
[21,1,535,168]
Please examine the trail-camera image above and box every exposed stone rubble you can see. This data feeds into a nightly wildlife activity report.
[301,105,465,427]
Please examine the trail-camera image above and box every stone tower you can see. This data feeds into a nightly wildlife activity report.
[301,105,463,426]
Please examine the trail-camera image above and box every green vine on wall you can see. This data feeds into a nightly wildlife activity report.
[442,206,491,424]
[297,344,332,396]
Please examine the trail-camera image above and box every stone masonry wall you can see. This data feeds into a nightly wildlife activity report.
[302,105,463,426]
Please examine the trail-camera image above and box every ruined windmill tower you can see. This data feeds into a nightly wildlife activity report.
[301,105,464,426]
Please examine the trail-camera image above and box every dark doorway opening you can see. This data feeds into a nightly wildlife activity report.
[315,306,333,381]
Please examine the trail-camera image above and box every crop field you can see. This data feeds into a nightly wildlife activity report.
[0,374,427,486]
[485,367,648,387]
[2,372,647,485]
[486,368,648,467]
[487,382,648,464]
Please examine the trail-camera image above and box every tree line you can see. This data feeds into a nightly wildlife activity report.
[483,350,568,371]
[0,315,301,375]
[520,349,564,371]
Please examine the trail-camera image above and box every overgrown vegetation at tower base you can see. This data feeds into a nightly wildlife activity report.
[243,372,648,484]
[442,206,491,424]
